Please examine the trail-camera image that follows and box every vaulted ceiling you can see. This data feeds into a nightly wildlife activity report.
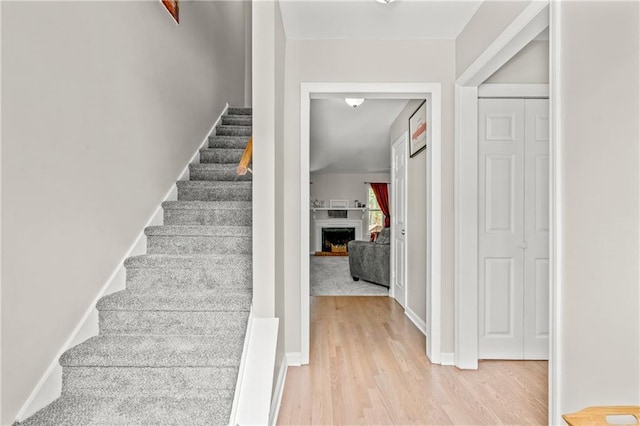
[310,98,410,174]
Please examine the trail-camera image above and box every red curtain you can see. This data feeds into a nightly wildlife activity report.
[371,183,390,228]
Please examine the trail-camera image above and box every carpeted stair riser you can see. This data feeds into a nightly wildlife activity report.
[99,310,249,335]
[60,336,244,368]
[221,115,252,126]
[145,225,252,255]
[17,395,232,426]
[177,181,252,201]
[189,164,252,182]
[126,268,252,292]
[200,148,245,163]
[209,135,251,149]
[215,125,251,137]
[163,205,252,226]
[147,235,251,255]
[62,367,238,397]
[124,254,252,291]
[227,107,252,115]
[97,288,252,311]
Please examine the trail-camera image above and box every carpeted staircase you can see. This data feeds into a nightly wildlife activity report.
[18,107,253,425]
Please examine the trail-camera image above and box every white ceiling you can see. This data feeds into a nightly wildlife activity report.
[278,0,483,40]
[310,98,412,173]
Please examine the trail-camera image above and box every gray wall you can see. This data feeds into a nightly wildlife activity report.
[1,2,246,423]
[281,39,456,355]
[485,40,549,84]
[456,0,532,78]
[557,0,640,417]
[389,100,430,323]
[273,0,287,398]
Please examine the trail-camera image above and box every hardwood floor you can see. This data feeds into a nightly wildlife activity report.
[277,296,547,425]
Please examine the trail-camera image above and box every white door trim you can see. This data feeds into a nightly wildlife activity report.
[391,132,409,308]
[454,0,550,368]
[548,2,562,423]
[300,82,442,365]
[454,0,557,422]
[478,83,549,99]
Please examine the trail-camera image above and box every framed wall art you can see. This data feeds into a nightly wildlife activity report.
[409,100,428,157]
[162,0,179,24]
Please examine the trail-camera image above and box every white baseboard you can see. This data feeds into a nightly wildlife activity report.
[405,307,427,336]
[229,307,253,426]
[234,318,279,426]
[440,352,455,366]
[15,104,229,423]
[269,355,288,426]
[286,352,302,366]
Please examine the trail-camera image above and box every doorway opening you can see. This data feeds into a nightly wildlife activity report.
[299,83,443,366]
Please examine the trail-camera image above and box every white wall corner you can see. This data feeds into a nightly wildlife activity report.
[14,106,229,423]
[269,355,289,426]
[405,308,427,336]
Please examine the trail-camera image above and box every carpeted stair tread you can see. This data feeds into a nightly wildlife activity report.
[60,335,243,367]
[125,253,251,269]
[97,289,251,311]
[16,394,233,426]
[176,180,251,188]
[162,200,252,210]
[145,225,251,237]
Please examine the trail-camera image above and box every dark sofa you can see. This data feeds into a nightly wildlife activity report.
[347,228,390,287]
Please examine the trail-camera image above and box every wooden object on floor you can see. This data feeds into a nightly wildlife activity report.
[277,296,548,426]
[562,406,640,425]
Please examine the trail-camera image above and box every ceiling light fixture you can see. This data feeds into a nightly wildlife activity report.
[376,0,395,4]
[345,98,365,108]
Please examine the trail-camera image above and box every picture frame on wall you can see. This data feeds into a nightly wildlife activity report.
[162,0,179,24]
[409,100,428,158]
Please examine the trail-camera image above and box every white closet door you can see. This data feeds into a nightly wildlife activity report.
[523,99,550,359]
[478,99,526,359]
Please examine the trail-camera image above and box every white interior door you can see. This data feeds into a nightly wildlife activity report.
[478,99,526,359]
[523,99,550,359]
[391,133,407,308]
[478,98,549,360]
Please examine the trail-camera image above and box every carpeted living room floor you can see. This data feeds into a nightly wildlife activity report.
[310,256,388,296]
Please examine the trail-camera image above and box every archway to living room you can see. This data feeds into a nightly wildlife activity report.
[308,97,409,300]
[299,83,444,366]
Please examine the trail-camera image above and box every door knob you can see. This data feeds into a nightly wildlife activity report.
[401,230,405,236]
[519,241,528,249]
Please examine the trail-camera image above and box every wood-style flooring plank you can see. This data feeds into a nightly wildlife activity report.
[278,296,547,425]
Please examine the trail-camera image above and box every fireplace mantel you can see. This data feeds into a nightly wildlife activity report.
[314,219,363,253]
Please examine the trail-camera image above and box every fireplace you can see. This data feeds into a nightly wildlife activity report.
[322,227,356,253]
[314,219,363,253]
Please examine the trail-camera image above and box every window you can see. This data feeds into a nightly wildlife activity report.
[368,187,384,234]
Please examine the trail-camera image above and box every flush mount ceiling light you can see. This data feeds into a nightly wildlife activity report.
[345,98,365,108]
[376,0,395,4]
